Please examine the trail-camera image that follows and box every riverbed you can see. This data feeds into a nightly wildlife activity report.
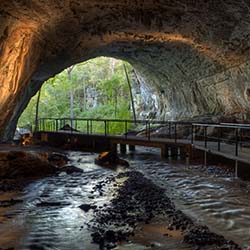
[0,148,250,250]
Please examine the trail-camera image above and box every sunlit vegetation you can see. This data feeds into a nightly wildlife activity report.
[18,57,134,134]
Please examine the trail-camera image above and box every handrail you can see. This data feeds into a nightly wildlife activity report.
[192,122,250,157]
[37,118,250,131]
[193,123,250,130]
[36,118,196,145]
[38,117,194,125]
[220,122,250,128]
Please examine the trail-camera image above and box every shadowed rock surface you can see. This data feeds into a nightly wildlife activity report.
[1,1,250,140]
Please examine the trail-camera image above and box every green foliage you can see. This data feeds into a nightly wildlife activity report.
[18,57,133,134]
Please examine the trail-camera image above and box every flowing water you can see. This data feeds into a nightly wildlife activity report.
[0,148,250,250]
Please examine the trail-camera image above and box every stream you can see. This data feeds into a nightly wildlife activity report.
[0,147,250,250]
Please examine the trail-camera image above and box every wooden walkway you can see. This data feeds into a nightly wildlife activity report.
[34,118,250,177]
[36,130,250,166]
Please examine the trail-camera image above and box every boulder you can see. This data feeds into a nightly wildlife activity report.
[0,151,57,179]
[95,151,129,167]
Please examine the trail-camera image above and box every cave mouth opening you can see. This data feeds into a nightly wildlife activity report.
[1,0,250,143]
[17,56,155,134]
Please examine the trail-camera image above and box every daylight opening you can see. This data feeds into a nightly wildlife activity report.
[17,57,151,135]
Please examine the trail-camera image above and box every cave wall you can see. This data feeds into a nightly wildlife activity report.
[133,60,250,121]
[1,0,250,140]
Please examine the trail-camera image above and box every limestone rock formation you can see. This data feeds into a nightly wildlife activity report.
[1,0,250,140]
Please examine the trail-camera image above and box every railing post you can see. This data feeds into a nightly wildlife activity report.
[239,128,242,148]
[87,120,89,135]
[174,123,177,143]
[191,124,194,144]
[70,119,73,133]
[104,120,107,136]
[148,121,151,141]
[169,122,171,138]
[125,120,128,139]
[217,127,221,151]
[43,118,45,131]
[56,119,58,131]
[235,128,239,156]
[204,126,207,148]
[38,119,41,131]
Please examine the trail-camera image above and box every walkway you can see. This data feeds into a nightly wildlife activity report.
[35,118,250,176]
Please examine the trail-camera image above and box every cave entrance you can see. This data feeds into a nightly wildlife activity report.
[17,57,145,134]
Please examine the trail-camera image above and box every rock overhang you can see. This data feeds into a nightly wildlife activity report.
[0,0,250,140]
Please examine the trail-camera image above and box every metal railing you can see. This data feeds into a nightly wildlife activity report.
[37,117,193,142]
[36,118,250,158]
[192,123,250,157]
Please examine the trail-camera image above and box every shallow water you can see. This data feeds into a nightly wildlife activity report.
[0,148,250,249]
[127,148,250,249]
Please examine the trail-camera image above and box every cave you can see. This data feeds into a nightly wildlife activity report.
[1,0,250,141]
[1,1,250,249]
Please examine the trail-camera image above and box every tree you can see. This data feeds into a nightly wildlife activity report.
[66,65,75,128]
[124,64,136,122]
[34,89,41,132]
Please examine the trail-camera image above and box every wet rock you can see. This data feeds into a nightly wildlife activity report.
[36,201,70,207]
[88,170,241,250]
[0,198,23,207]
[48,152,69,167]
[0,149,83,192]
[183,225,241,249]
[95,151,129,168]
[184,225,225,246]
[91,232,104,246]
[60,165,83,174]
[89,171,174,248]
[0,179,29,192]
[0,151,57,179]
[79,204,97,212]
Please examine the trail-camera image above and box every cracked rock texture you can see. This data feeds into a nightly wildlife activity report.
[1,0,250,140]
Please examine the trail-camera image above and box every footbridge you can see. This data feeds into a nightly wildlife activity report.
[34,118,250,178]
